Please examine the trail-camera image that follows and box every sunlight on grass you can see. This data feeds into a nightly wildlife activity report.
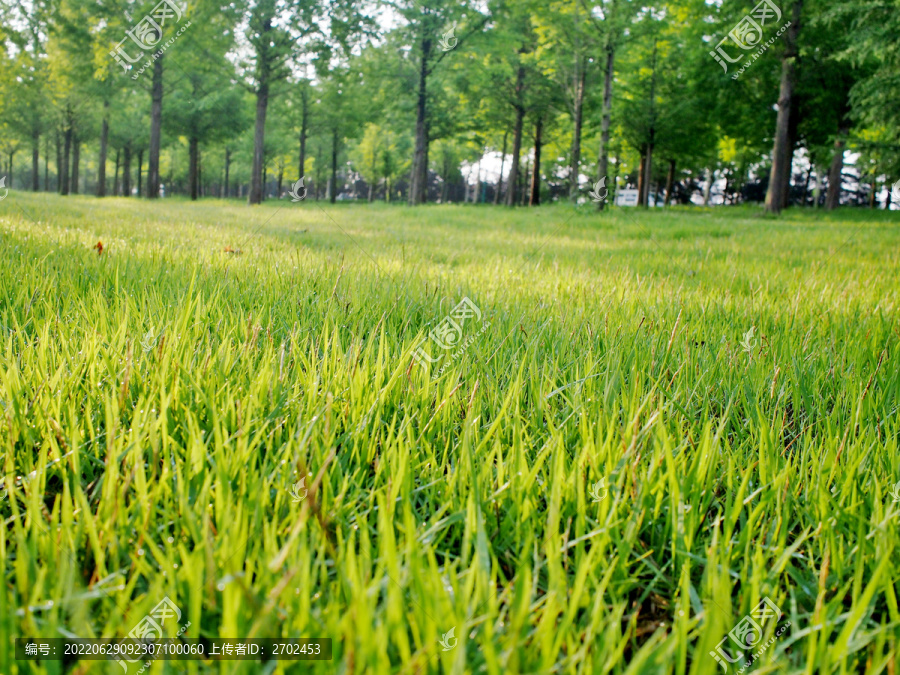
[1,193,898,674]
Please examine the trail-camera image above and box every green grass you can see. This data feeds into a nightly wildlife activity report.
[1,193,899,674]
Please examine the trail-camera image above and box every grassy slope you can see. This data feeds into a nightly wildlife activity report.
[1,193,899,674]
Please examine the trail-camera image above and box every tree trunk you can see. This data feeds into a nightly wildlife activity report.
[597,43,615,210]
[148,56,163,198]
[55,129,61,192]
[765,0,802,214]
[569,58,585,201]
[277,164,284,198]
[637,150,647,206]
[137,149,143,198]
[515,157,521,203]
[409,36,431,205]
[31,130,40,191]
[249,79,269,204]
[224,148,231,197]
[494,129,508,205]
[474,157,483,204]
[98,104,109,196]
[530,117,543,206]
[521,155,530,206]
[368,146,377,203]
[703,167,714,205]
[330,128,338,204]
[642,38,657,208]
[506,59,527,207]
[44,134,49,191]
[299,90,308,180]
[870,177,877,208]
[505,114,524,207]
[188,136,199,200]
[802,165,812,205]
[60,126,71,196]
[123,145,131,197]
[781,101,800,208]
[70,134,80,194]
[825,132,845,210]
[506,104,525,205]
[812,164,822,208]
[664,159,675,206]
[113,149,120,196]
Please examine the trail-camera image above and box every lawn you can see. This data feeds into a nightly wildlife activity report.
[1,193,899,674]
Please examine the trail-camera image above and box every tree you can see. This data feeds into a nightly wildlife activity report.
[164,0,246,200]
[2,0,53,191]
[532,0,598,201]
[765,0,803,214]
[240,0,367,205]
[351,123,387,201]
[316,67,365,203]
[391,0,488,205]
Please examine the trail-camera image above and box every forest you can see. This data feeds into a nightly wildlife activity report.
[1,0,898,213]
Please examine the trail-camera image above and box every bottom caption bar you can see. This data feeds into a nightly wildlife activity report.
[16,639,332,661]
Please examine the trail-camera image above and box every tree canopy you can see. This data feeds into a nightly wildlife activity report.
[1,0,897,208]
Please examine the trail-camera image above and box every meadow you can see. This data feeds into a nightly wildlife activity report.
[1,193,899,674]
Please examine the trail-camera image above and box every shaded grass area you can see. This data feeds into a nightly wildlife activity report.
[1,193,899,674]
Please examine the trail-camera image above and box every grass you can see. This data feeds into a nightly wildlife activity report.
[1,192,899,674]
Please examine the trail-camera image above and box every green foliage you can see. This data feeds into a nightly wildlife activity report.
[2,0,896,202]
